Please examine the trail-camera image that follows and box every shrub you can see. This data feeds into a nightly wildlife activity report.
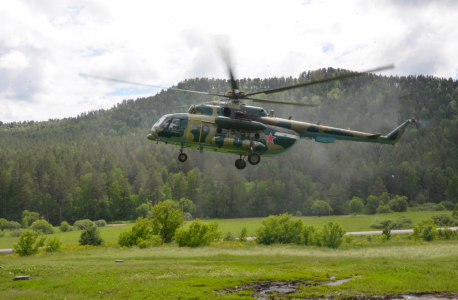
[381,234,387,243]
[30,219,54,234]
[174,219,215,247]
[366,235,372,242]
[376,205,392,214]
[441,201,455,211]
[118,217,160,248]
[207,221,223,241]
[344,235,354,244]
[238,227,248,242]
[45,236,62,252]
[22,217,28,229]
[136,203,152,218]
[223,232,235,241]
[431,214,456,226]
[413,219,437,241]
[434,203,446,211]
[22,210,40,226]
[300,225,316,245]
[296,211,302,217]
[13,230,47,256]
[151,201,184,243]
[0,218,7,230]
[370,218,393,229]
[391,216,413,229]
[183,213,193,221]
[348,197,364,214]
[94,220,107,227]
[421,225,436,241]
[9,229,24,237]
[382,227,391,240]
[311,200,333,216]
[438,228,453,240]
[79,225,104,246]
[0,230,4,238]
[365,195,379,215]
[4,221,21,230]
[388,196,408,212]
[255,213,303,245]
[320,222,345,248]
[452,204,458,218]
[60,221,72,232]
[73,219,95,230]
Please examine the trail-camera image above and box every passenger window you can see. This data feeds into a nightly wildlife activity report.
[169,118,181,130]
[202,125,210,133]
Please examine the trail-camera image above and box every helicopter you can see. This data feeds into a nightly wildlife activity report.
[83,50,416,170]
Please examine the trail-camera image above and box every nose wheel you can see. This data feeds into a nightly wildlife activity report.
[178,152,187,162]
[235,158,246,170]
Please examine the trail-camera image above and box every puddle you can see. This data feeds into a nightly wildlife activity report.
[215,277,458,300]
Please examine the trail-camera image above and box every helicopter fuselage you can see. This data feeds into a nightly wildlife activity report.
[147,101,415,164]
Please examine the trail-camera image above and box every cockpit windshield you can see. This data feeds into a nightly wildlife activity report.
[159,117,171,129]
[154,116,166,127]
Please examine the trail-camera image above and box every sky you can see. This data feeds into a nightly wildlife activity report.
[1,0,458,123]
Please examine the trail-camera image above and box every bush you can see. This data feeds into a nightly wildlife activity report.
[348,197,364,214]
[311,200,333,216]
[452,204,458,218]
[413,219,437,241]
[438,228,453,240]
[30,219,54,234]
[0,218,7,230]
[296,211,302,217]
[370,218,393,229]
[94,220,107,227]
[376,205,392,214]
[151,201,184,243]
[45,236,62,252]
[13,230,47,256]
[388,196,408,212]
[118,217,160,248]
[22,217,28,229]
[22,210,40,226]
[9,229,24,237]
[381,234,387,243]
[434,203,446,211]
[79,225,104,246]
[73,219,95,230]
[421,225,436,241]
[60,221,72,232]
[4,221,21,230]
[206,221,223,241]
[223,232,235,241]
[300,225,316,245]
[136,203,152,218]
[255,213,303,245]
[174,219,216,247]
[0,230,4,238]
[382,227,391,240]
[431,214,456,226]
[238,227,248,242]
[183,213,193,221]
[441,201,455,211]
[365,195,379,215]
[320,222,345,248]
[344,235,354,244]
[391,216,414,229]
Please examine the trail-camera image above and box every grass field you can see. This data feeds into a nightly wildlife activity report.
[1,239,457,299]
[0,210,452,249]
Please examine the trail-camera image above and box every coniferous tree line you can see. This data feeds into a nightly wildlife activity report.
[1,68,458,224]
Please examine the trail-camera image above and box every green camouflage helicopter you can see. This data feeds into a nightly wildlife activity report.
[84,56,415,170]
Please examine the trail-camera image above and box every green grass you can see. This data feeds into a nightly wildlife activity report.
[0,239,457,299]
[0,210,452,249]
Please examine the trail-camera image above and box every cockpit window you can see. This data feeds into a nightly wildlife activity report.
[159,117,171,129]
[169,118,181,130]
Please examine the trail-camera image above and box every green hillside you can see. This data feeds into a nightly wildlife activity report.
[1,68,458,224]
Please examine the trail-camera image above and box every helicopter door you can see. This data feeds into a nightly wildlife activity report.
[187,120,203,143]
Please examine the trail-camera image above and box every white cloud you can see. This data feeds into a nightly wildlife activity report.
[0,0,457,123]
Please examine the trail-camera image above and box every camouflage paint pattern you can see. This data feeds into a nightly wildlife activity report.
[147,101,415,157]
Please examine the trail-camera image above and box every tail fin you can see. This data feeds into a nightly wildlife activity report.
[384,118,416,142]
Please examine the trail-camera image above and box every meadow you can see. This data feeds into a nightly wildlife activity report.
[0,239,457,299]
[0,210,452,249]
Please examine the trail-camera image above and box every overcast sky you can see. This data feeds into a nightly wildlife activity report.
[1,0,457,123]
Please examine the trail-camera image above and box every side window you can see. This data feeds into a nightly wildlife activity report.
[202,125,210,134]
[159,117,171,129]
[169,118,181,130]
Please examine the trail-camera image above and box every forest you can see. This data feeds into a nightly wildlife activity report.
[1,68,458,225]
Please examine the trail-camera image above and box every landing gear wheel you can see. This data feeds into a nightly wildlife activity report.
[178,153,187,162]
[247,152,260,165]
[235,159,246,170]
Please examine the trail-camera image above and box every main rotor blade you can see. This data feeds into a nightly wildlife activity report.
[214,36,238,91]
[246,65,394,96]
[244,97,320,107]
[80,74,225,97]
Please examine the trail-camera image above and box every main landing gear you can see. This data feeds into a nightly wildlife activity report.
[235,152,261,170]
[178,145,187,162]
